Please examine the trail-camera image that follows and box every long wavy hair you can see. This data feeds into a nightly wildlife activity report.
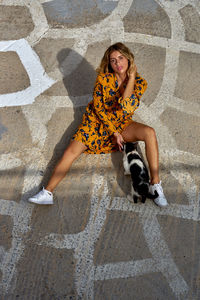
[96,42,135,75]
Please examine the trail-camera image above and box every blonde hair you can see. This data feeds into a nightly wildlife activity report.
[96,42,134,74]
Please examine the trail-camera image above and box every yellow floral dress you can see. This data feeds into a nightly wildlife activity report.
[72,72,147,154]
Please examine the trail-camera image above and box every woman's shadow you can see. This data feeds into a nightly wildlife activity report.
[40,48,97,188]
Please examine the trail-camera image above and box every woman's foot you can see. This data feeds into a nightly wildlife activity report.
[28,187,53,205]
[149,181,168,207]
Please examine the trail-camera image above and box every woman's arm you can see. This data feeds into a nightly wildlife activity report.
[122,64,137,99]
[93,75,117,136]
[118,72,147,115]
[114,66,147,151]
[93,75,125,151]
[112,72,137,152]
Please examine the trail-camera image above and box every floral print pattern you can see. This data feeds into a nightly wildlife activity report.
[72,72,147,154]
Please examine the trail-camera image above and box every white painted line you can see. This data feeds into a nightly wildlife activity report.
[94,258,157,280]
[0,247,6,264]
[155,0,185,41]
[39,95,92,108]
[140,214,188,296]
[167,95,200,117]
[38,173,111,299]
[159,148,200,168]
[22,94,92,147]
[149,47,180,115]
[0,0,24,5]
[38,232,81,249]
[110,197,196,220]
[0,149,45,294]
[26,0,49,45]
[0,200,19,217]
[171,170,198,206]
[0,237,25,293]
[137,102,177,149]
[124,32,200,54]
[0,154,21,170]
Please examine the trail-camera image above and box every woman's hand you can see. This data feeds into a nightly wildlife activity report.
[113,132,125,152]
[122,63,137,99]
[128,63,137,79]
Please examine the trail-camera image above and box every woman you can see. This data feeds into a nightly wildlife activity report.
[28,42,168,207]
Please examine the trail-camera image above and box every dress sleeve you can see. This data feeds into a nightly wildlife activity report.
[118,73,147,115]
[93,75,117,135]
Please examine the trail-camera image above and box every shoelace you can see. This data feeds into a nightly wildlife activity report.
[42,187,52,196]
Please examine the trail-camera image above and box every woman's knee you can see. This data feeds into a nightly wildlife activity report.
[144,126,157,141]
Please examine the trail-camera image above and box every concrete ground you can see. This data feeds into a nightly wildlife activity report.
[0,0,200,299]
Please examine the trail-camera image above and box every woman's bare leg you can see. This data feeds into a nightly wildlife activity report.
[46,140,87,192]
[121,121,159,184]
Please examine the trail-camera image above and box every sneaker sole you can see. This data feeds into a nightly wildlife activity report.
[154,200,168,208]
[28,198,53,205]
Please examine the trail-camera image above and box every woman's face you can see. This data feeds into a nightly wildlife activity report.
[109,50,129,75]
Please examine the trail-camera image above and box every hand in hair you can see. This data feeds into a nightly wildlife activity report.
[122,63,137,99]
[128,63,137,78]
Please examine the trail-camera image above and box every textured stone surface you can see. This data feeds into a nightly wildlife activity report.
[94,273,175,300]
[123,0,171,38]
[158,168,189,205]
[0,6,34,40]
[62,40,111,96]
[0,215,13,251]
[160,108,200,156]
[158,215,200,299]
[0,0,200,299]
[30,155,92,236]
[42,50,96,96]
[0,108,32,154]
[0,52,30,95]
[42,77,69,96]
[43,40,111,97]
[43,107,86,161]
[11,244,76,299]
[179,5,200,44]
[55,52,96,96]
[94,210,151,264]
[174,51,200,103]
[42,0,118,28]
[0,166,26,202]
[126,43,166,106]
[34,38,75,74]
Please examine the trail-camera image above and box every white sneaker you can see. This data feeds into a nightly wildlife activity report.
[149,181,168,207]
[28,187,53,205]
